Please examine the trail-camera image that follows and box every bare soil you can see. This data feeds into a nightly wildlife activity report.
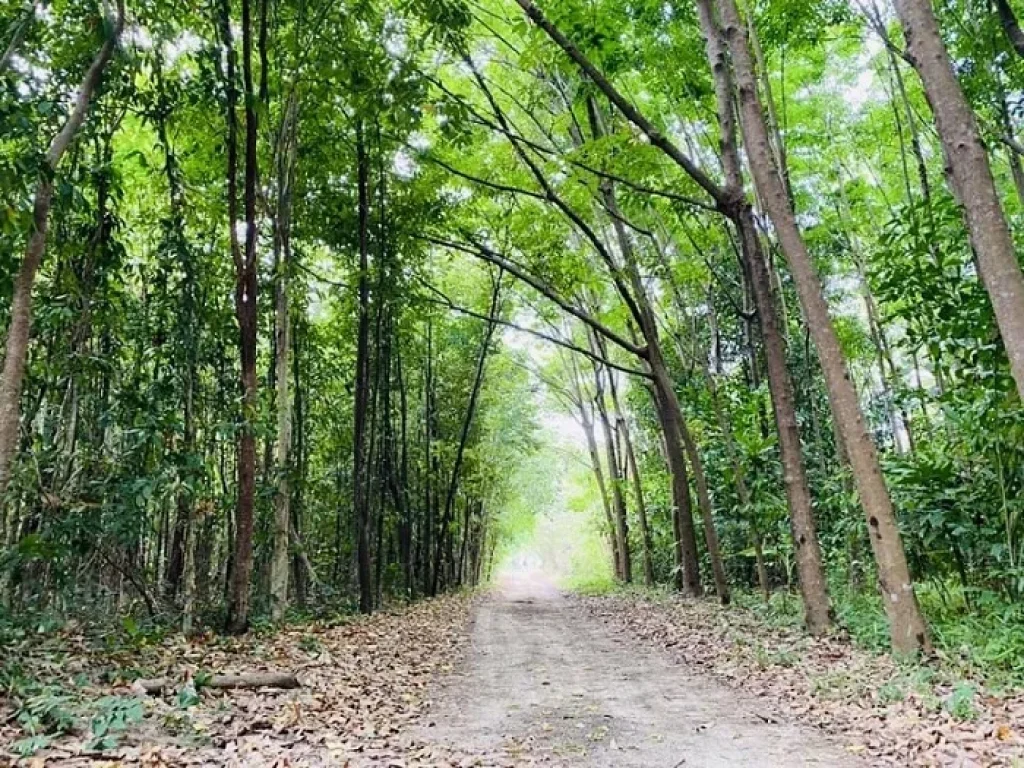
[416,570,861,766]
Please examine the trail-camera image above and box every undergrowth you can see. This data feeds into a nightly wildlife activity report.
[579,577,1024,691]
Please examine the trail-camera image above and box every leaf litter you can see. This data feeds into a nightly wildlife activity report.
[1,595,494,767]
[576,591,1024,767]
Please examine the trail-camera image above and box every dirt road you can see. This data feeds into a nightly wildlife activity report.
[417,571,861,767]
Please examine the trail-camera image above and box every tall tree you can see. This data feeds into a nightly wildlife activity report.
[225,0,261,634]
[892,0,1024,406]
[715,0,928,652]
[0,1,124,501]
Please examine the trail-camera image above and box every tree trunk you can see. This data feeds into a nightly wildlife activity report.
[621,416,655,586]
[570,362,621,578]
[678,409,730,604]
[895,0,1024,406]
[352,122,374,614]
[589,349,631,583]
[423,321,435,595]
[696,0,832,631]
[997,0,1024,58]
[225,0,260,636]
[719,0,928,652]
[651,376,702,596]
[586,100,701,595]
[270,94,298,623]
[430,274,502,596]
[0,1,124,501]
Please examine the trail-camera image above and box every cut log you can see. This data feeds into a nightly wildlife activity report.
[133,671,300,695]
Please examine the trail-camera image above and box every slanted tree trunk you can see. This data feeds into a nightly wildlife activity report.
[585,100,704,596]
[422,321,435,595]
[997,0,1024,58]
[719,0,928,652]
[599,342,653,586]
[693,0,831,629]
[0,6,32,75]
[0,1,124,502]
[894,0,1024,407]
[224,0,260,636]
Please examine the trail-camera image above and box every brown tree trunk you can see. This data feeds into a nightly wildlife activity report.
[423,322,435,595]
[585,99,702,595]
[0,1,124,501]
[613,390,654,586]
[651,372,702,596]
[570,362,621,578]
[589,347,631,583]
[895,0,1024,406]
[997,0,1024,58]
[225,0,260,635]
[697,0,832,631]
[677,407,730,604]
[270,94,298,623]
[352,123,374,614]
[430,274,501,596]
[719,0,928,652]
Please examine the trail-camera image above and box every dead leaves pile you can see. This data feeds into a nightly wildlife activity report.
[576,592,1024,767]
[2,595,481,767]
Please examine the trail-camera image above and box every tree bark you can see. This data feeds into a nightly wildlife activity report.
[225,0,260,636]
[0,8,32,74]
[620,414,655,586]
[694,0,832,630]
[719,0,928,652]
[997,0,1024,58]
[570,362,621,578]
[895,0,1024,406]
[352,123,374,614]
[0,1,124,501]
[589,345,631,583]
[270,94,298,623]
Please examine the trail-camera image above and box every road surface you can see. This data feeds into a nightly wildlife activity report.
[416,570,861,767]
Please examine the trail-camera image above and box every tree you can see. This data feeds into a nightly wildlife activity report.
[0,0,124,501]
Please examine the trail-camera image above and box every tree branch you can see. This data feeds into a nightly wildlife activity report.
[421,234,648,358]
[418,278,654,379]
[512,0,728,209]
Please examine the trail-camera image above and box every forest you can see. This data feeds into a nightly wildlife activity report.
[4,0,1024,764]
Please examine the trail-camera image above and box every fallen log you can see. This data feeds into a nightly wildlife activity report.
[133,671,300,695]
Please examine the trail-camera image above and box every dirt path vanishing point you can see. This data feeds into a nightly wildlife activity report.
[415,570,863,767]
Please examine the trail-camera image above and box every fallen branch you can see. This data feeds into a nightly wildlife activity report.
[133,671,300,695]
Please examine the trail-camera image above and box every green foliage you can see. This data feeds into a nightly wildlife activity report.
[87,695,145,751]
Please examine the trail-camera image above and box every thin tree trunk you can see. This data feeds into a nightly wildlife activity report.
[430,274,502,596]
[0,8,31,74]
[352,122,374,614]
[423,321,435,595]
[589,347,631,583]
[270,94,298,623]
[225,0,260,635]
[621,417,654,586]
[997,0,1024,58]
[569,362,620,577]
[678,407,730,604]
[585,100,700,595]
[0,1,124,501]
[720,0,928,652]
